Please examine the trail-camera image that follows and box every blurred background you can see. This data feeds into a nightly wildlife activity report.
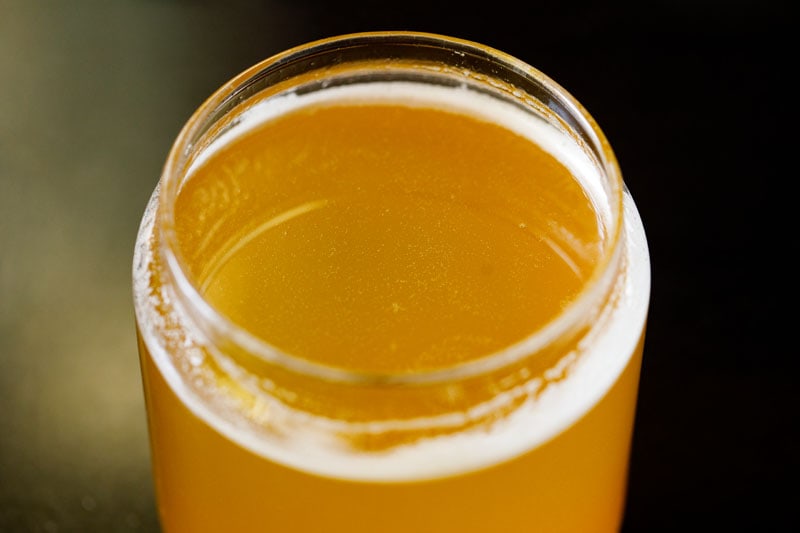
[0,0,793,531]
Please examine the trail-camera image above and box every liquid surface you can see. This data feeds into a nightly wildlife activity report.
[175,101,602,372]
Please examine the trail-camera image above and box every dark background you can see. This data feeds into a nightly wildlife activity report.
[0,1,794,531]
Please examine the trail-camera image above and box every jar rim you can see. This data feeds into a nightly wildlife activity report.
[156,30,625,386]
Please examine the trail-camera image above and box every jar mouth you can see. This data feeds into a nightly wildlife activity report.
[157,31,624,386]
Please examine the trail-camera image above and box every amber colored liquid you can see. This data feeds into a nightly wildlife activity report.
[136,91,647,532]
[175,103,603,372]
[139,335,643,533]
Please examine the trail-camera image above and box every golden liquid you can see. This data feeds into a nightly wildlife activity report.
[139,335,643,533]
[137,96,645,532]
[175,103,602,372]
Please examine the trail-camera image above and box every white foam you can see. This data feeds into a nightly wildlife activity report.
[189,83,605,215]
[133,81,650,482]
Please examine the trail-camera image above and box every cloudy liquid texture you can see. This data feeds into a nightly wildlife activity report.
[134,82,649,532]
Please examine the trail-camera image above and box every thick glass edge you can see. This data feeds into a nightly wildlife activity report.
[154,31,626,386]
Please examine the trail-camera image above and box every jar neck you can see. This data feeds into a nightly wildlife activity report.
[153,32,625,443]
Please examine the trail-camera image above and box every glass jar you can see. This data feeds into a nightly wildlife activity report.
[133,31,650,533]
